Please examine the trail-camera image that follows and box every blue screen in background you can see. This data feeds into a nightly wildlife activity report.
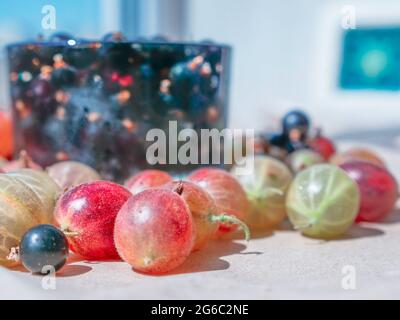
[339,27,400,91]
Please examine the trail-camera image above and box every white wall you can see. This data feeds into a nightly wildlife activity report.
[186,0,400,135]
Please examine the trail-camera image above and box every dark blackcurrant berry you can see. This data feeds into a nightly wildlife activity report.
[52,67,76,88]
[139,64,154,79]
[101,43,134,73]
[20,224,69,274]
[282,109,310,134]
[63,47,98,69]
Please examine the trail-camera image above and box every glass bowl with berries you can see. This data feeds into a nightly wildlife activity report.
[7,33,232,181]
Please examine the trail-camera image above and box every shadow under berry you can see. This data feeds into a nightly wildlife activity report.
[380,208,400,224]
[144,241,248,276]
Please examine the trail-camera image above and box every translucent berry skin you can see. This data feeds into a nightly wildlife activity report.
[340,161,398,222]
[286,164,360,239]
[308,135,335,161]
[47,161,101,191]
[124,170,173,195]
[187,168,250,237]
[54,181,131,260]
[233,156,292,230]
[286,150,324,174]
[7,169,61,223]
[20,224,68,274]
[162,181,218,251]
[114,189,194,274]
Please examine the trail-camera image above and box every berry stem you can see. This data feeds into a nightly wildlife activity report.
[210,214,250,241]
[173,181,184,196]
[61,228,80,237]
[246,186,284,202]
